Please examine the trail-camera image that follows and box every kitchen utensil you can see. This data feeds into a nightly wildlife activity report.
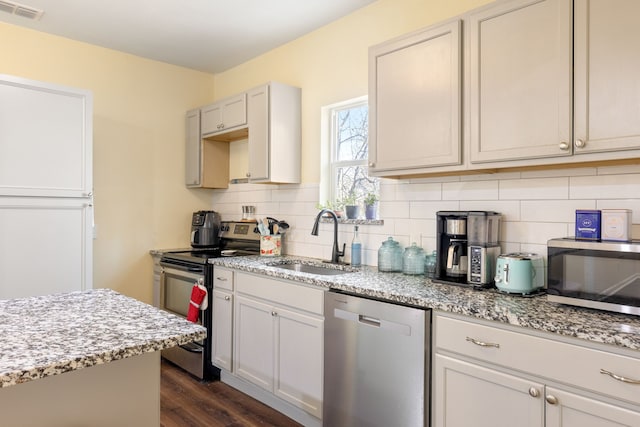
[241,205,256,221]
[494,253,544,294]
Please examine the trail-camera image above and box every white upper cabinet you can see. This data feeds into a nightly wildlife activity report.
[573,0,640,155]
[246,82,301,183]
[185,109,201,187]
[467,0,573,164]
[369,20,462,176]
[0,75,93,197]
[201,93,247,137]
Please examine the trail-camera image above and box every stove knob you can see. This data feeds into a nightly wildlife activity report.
[254,227,260,234]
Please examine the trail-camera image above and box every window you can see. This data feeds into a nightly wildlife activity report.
[327,98,379,209]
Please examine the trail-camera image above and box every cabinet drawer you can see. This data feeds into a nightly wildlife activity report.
[213,267,234,291]
[236,272,324,315]
[435,314,640,405]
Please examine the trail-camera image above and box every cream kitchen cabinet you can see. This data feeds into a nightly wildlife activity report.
[467,0,573,164]
[368,20,463,177]
[573,0,640,156]
[246,82,301,183]
[233,271,323,419]
[211,267,234,372]
[433,312,640,427]
[185,108,230,189]
[200,93,247,137]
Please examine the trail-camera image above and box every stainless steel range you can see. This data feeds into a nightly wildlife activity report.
[159,220,261,379]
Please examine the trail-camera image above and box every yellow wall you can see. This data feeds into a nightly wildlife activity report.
[213,0,492,183]
[1,22,216,303]
[0,0,492,302]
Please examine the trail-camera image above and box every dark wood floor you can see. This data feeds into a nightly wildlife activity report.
[160,360,303,427]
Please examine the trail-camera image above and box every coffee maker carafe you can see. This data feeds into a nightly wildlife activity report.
[467,211,501,287]
[435,212,469,284]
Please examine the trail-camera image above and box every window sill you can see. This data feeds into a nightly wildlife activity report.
[320,218,384,226]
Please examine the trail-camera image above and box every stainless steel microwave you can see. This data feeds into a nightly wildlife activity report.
[547,238,640,316]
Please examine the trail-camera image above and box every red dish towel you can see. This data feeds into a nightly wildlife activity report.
[187,283,208,323]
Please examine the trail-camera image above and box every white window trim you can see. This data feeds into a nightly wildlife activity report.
[319,95,368,206]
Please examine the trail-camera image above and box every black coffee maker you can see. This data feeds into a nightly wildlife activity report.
[435,211,468,284]
[190,210,221,248]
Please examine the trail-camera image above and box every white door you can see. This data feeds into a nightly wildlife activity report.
[0,75,92,197]
[211,289,233,371]
[545,386,640,427]
[234,295,274,391]
[274,306,323,418]
[467,0,572,163]
[247,84,269,181]
[0,197,92,299]
[573,0,640,154]
[434,354,544,427]
[369,20,462,173]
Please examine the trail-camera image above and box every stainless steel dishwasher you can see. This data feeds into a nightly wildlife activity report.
[324,290,431,426]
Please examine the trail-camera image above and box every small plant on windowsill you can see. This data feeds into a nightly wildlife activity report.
[343,193,360,219]
[364,193,379,220]
[316,200,344,218]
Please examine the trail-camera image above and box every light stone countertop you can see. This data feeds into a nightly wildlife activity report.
[0,288,206,388]
[211,255,640,353]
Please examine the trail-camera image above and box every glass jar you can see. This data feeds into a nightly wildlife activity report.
[424,250,437,278]
[378,237,403,272]
[403,243,425,275]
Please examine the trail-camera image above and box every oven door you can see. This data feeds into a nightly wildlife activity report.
[160,264,207,378]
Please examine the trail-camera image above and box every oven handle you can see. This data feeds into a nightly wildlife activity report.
[161,266,204,282]
[179,342,204,353]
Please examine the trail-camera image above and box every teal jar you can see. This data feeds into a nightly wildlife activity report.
[378,237,402,272]
[424,250,437,278]
[403,243,425,275]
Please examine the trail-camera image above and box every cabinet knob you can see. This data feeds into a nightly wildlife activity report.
[574,139,586,148]
[217,123,224,130]
[528,387,540,398]
[545,395,558,405]
[271,311,277,317]
[558,141,570,151]
[224,296,230,301]
[368,162,375,167]
[246,172,251,178]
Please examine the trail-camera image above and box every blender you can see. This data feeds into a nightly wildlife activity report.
[467,211,501,287]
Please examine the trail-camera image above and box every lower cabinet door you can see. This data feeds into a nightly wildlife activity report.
[274,307,323,418]
[434,354,544,427]
[234,295,274,391]
[211,289,233,371]
[545,386,640,427]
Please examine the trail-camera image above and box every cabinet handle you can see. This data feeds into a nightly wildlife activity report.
[246,172,251,178]
[558,141,570,151]
[271,311,277,317]
[217,123,224,130]
[215,276,228,281]
[528,387,540,398]
[224,296,230,301]
[600,369,640,385]
[574,139,586,148]
[465,336,500,348]
[545,395,558,405]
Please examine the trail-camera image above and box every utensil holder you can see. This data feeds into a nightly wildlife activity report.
[260,235,282,256]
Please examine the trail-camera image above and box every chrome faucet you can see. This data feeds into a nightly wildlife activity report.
[311,209,345,264]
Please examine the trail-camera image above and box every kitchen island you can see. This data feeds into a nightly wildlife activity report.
[0,288,206,426]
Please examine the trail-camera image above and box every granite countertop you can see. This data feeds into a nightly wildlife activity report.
[211,255,640,353]
[0,288,206,388]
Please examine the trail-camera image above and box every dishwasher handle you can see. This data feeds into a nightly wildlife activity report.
[359,314,381,327]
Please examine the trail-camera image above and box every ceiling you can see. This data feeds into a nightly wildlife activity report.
[0,0,376,74]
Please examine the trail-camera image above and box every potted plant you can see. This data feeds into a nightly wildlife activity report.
[316,200,343,218]
[343,193,360,219]
[364,192,379,220]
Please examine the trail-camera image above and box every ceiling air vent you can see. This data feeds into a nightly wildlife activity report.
[0,0,44,20]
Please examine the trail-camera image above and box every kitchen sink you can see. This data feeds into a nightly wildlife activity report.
[269,262,355,276]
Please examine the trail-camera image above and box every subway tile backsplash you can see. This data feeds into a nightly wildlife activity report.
[209,165,640,266]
